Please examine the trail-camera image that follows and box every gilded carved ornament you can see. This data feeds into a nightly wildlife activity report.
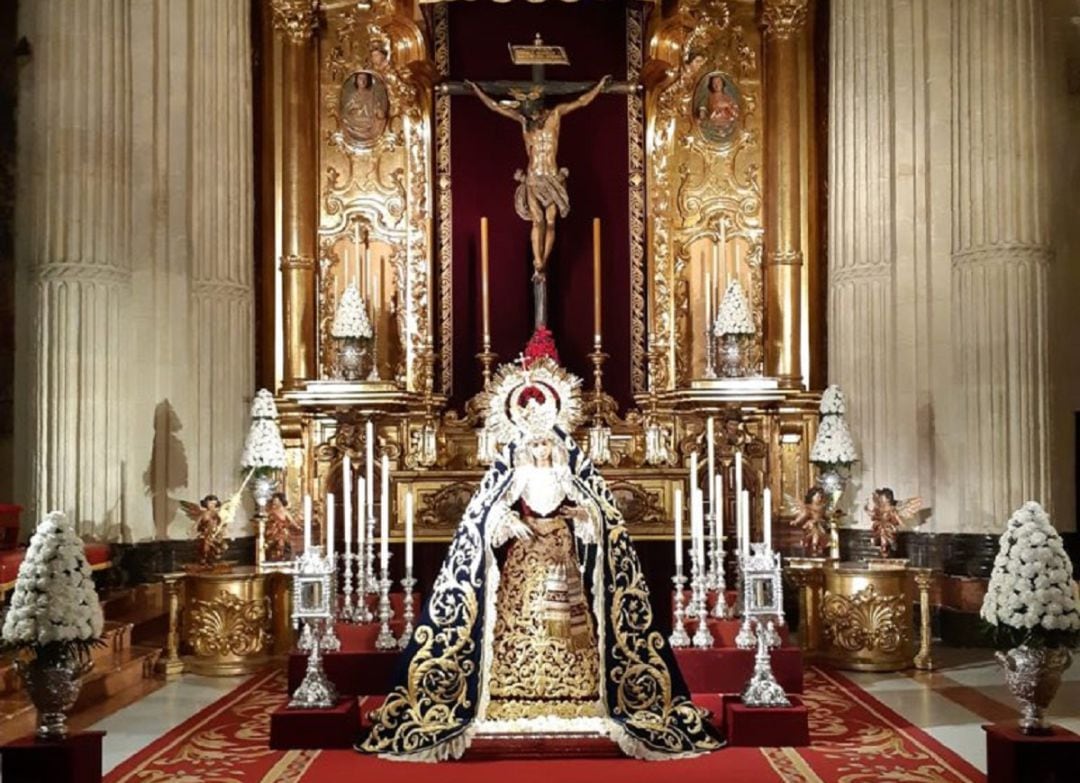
[761,0,810,40]
[271,0,319,44]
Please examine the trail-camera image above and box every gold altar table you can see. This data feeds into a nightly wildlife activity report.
[787,559,935,672]
[158,567,293,678]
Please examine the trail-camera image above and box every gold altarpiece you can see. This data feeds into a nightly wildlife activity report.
[258,0,825,549]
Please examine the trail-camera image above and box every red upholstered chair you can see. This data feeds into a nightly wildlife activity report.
[0,504,22,551]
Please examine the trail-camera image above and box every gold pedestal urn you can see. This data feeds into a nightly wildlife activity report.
[820,562,915,672]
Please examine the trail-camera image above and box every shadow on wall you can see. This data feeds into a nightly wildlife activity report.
[143,399,188,541]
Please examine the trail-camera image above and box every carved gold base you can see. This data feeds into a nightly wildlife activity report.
[183,657,270,677]
[182,567,273,678]
[155,656,186,680]
[820,562,915,672]
[486,699,605,721]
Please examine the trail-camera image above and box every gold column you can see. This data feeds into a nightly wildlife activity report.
[272,0,319,388]
[788,560,825,656]
[913,568,935,671]
[762,0,809,387]
[157,573,186,679]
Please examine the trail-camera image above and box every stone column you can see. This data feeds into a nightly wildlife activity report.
[762,0,810,387]
[951,0,1051,530]
[827,0,897,501]
[190,0,255,504]
[15,0,132,533]
[272,0,319,388]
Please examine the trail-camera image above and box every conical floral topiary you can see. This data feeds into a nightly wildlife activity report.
[981,501,1080,648]
[713,279,755,337]
[331,283,373,339]
[1,512,104,656]
[241,389,287,475]
[809,385,858,468]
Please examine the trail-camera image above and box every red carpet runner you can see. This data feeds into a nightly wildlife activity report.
[105,667,985,783]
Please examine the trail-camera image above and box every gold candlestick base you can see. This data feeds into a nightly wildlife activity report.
[476,347,498,389]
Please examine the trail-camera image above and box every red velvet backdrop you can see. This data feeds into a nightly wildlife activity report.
[446,1,634,410]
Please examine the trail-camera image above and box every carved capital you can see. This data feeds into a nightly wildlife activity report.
[762,0,810,40]
[271,0,319,45]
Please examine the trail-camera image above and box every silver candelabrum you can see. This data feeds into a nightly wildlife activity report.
[289,619,338,709]
[398,568,416,649]
[669,572,690,648]
[375,550,397,649]
[364,512,378,595]
[687,545,702,617]
[690,547,714,649]
[740,619,791,708]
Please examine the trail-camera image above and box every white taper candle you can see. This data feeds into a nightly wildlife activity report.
[715,472,724,550]
[343,456,352,557]
[366,420,375,520]
[763,487,772,549]
[356,477,366,560]
[674,487,684,575]
[706,418,715,505]
[380,453,390,563]
[405,490,414,569]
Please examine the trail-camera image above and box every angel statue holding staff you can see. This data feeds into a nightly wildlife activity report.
[357,327,721,760]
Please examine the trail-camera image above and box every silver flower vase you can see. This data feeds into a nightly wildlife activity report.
[17,646,93,739]
[996,645,1072,734]
[719,334,745,378]
[251,472,277,514]
[337,337,364,381]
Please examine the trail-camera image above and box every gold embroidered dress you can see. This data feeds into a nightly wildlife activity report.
[487,464,601,719]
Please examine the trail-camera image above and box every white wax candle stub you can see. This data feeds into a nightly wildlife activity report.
[674,487,684,572]
[327,492,336,558]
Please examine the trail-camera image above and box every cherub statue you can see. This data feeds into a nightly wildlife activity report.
[181,480,246,570]
[866,488,923,557]
[264,492,302,562]
[789,486,840,557]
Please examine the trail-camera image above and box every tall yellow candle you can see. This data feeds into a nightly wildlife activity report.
[480,217,491,343]
[593,217,602,342]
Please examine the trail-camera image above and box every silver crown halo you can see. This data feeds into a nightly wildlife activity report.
[484,356,583,444]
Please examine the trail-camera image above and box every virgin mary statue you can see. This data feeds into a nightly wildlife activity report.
[359,331,720,761]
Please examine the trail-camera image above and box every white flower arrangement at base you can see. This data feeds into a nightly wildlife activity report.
[241,388,287,476]
[980,501,1080,649]
[712,279,755,337]
[1,511,105,659]
[809,384,858,468]
[331,283,373,340]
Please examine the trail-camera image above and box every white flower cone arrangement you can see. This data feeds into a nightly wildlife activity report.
[241,389,287,474]
[981,501,1080,644]
[1,512,105,652]
[331,283,373,339]
[809,385,858,467]
[712,279,755,338]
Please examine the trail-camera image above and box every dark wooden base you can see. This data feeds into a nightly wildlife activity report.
[984,722,1080,783]
[269,698,359,749]
[1,730,105,783]
[723,696,809,747]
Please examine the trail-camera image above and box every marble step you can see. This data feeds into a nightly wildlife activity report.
[0,644,161,743]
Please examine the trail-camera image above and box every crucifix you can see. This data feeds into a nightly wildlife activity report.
[440,34,637,329]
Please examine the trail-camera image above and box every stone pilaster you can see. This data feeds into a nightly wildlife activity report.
[951,0,1051,531]
[15,0,132,535]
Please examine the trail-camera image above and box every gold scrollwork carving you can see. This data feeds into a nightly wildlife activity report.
[608,480,666,528]
[271,0,319,45]
[418,481,477,532]
[188,590,271,658]
[627,7,648,395]
[821,586,909,654]
[762,0,811,40]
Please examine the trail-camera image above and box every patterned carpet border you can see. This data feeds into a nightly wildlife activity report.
[103,665,986,783]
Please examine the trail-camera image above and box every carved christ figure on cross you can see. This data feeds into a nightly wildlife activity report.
[465,75,611,325]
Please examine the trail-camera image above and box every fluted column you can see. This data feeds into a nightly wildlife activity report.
[762,0,809,388]
[272,0,319,388]
[827,0,897,504]
[951,0,1051,530]
[190,0,255,499]
[16,0,132,532]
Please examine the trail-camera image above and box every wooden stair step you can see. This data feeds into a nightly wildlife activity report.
[0,621,133,699]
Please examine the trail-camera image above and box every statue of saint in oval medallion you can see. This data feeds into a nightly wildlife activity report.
[339,70,389,146]
[693,71,742,146]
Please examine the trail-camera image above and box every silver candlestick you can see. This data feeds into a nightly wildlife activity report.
[364,513,378,595]
[289,619,338,709]
[687,546,703,617]
[339,550,355,623]
[669,573,690,648]
[398,569,416,649]
[355,553,374,623]
[375,550,397,649]
[712,533,730,619]
[692,573,714,649]
[321,609,341,652]
[740,620,791,708]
